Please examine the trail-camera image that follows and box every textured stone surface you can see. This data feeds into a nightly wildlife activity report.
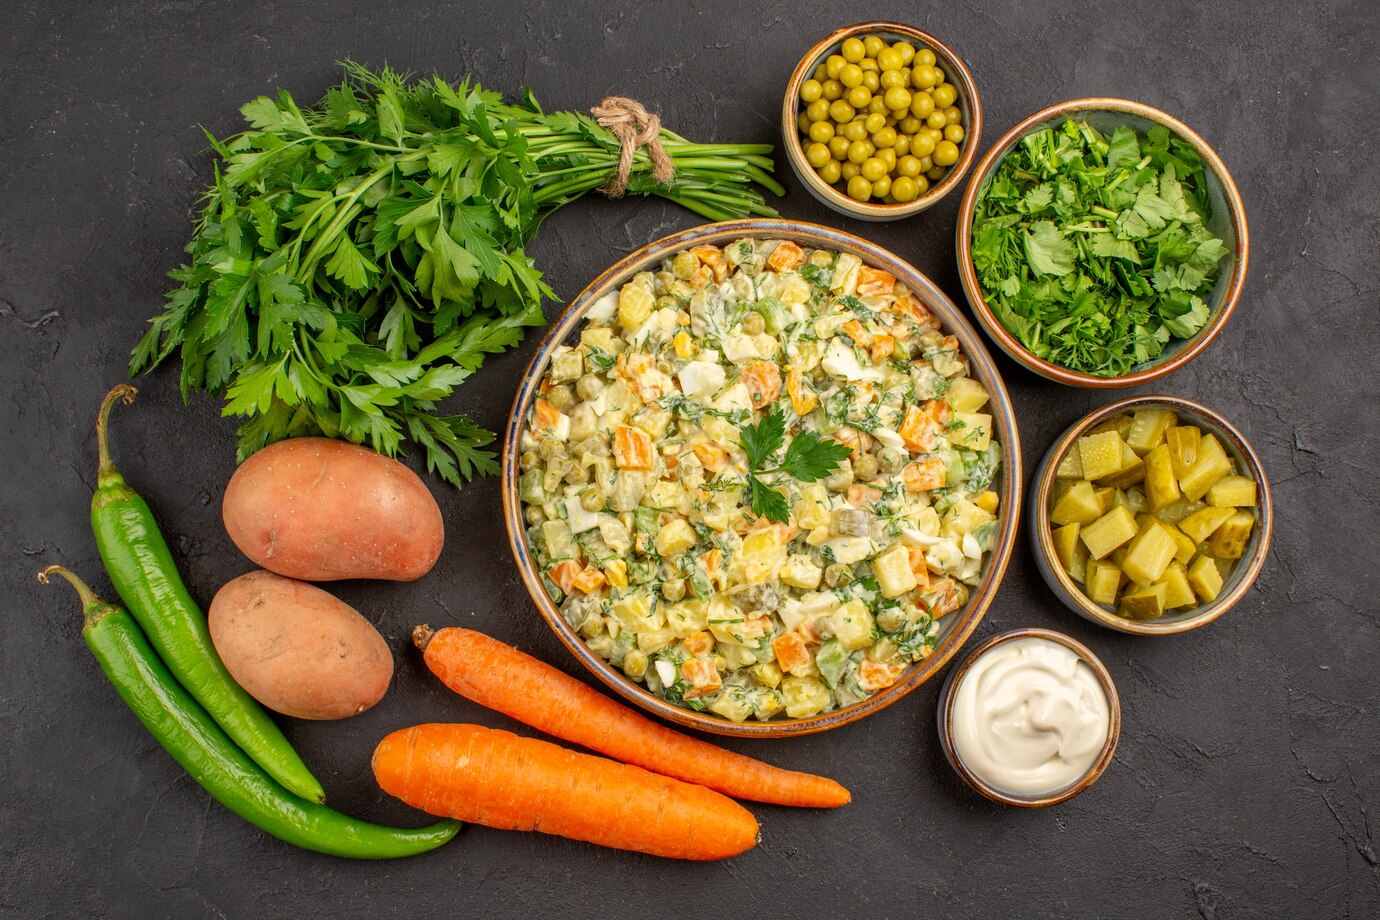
[2,1,1376,917]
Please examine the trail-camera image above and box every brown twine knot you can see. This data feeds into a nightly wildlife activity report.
[590,96,675,198]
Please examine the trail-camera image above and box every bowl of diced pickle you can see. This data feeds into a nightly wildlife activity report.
[1030,395,1272,635]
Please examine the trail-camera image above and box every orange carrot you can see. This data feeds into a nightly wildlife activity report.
[372,723,758,860]
[412,626,852,809]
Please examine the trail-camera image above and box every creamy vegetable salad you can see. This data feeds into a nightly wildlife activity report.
[518,239,1003,721]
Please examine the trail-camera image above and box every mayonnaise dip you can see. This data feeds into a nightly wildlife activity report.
[950,636,1110,796]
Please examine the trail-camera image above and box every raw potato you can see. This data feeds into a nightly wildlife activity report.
[208,570,393,720]
[223,437,444,582]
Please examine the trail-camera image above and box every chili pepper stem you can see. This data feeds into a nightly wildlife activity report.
[96,384,138,489]
[37,565,117,627]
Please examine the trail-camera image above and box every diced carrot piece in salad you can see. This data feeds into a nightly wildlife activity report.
[772,633,812,675]
[740,361,782,408]
[891,293,940,330]
[766,240,805,272]
[924,398,952,426]
[841,319,872,346]
[614,425,654,470]
[902,456,947,493]
[548,560,582,594]
[683,631,715,657]
[906,546,932,587]
[690,436,729,473]
[571,565,607,595]
[869,334,895,362]
[532,398,564,435]
[787,366,817,415]
[846,483,881,508]
[855,266,896,298]
[899,405,944,452]
[924,577,961,618]
[681,658,722,699]
[857,659,902,691]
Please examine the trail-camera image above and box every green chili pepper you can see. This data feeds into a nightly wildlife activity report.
[89,385,323,803]
[39,566,461,859]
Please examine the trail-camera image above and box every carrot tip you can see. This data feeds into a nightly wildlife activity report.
[412,624,435,650]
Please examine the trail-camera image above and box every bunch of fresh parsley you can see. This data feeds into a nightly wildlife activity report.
[738,407,852,523]
[131,63,783,485]
[970,118,1228,377]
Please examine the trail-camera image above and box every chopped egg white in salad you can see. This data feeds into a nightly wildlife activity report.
[519,239,1002,721]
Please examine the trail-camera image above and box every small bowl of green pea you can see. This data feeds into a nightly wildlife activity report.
[782,22,982,220]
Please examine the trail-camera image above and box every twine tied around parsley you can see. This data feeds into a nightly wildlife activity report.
[590,97,676,197]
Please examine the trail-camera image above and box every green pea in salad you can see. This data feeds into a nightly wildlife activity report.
[518,239,1003,721]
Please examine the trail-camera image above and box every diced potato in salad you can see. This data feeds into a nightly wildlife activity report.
[519,239,1003,721]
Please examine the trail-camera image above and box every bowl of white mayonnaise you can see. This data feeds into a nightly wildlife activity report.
[936,628,1120,807]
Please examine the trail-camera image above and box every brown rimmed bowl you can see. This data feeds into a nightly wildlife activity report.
[502,218,1021,737]
[1030,395,1273,635]
[937,628,1121,807]
[782,21,982,221]
[955,98,1249,387]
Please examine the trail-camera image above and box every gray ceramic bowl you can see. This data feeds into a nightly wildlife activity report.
[502,218,1021,736]
[1029,395,1272,635]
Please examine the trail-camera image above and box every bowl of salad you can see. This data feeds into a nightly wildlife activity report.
[502,219,1021,736]
[956,98,1249,387]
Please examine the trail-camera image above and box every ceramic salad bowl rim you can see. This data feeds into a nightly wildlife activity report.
[1029,394,1273,635]
[954,97,1250,387]
[501,217,1022,737]
[781,21,983,221]
[936,627,1122,807]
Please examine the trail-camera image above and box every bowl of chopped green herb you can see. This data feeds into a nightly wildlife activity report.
[956,98,1248,387]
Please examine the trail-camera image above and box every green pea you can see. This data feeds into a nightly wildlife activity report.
[933,140,960,166]
[884,86,912,112]
[909,92,935,119]
[846,175,873,202]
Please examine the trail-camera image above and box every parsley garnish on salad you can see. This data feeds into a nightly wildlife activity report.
[738,407,851,524]
[970,119,1229,377]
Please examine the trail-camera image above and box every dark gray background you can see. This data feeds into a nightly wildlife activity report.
[3,1,1376,917]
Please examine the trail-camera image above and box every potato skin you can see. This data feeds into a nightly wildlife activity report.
[208,570,394,720]
[223,437,443,582]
